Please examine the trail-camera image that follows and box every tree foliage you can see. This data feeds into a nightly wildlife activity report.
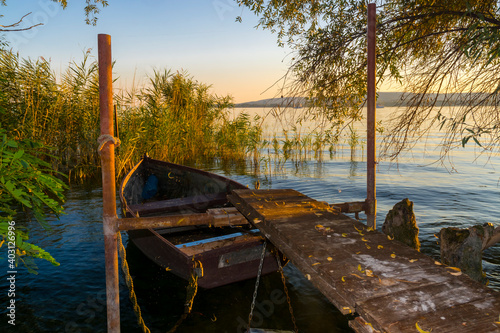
[0,124,66,273]
[236,0,500,161]
[0,0,108,30]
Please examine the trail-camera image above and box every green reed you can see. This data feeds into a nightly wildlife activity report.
[0,51,262,181]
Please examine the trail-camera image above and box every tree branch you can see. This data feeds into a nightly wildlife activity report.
[0,12,43,32]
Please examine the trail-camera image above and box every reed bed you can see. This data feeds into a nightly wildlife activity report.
[0,50,261,181]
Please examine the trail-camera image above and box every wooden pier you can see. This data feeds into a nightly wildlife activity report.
[228,189,500,333]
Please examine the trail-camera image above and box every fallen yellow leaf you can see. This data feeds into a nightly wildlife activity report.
[341,276,346,282]
[361,237,368,242]
[434,261,442,265]
[447,266,461,272]
[253,218,262,224]
[342,306,352,313]
[342,233,348,237]
[365,244,371,249]
[354,225,363,233]
[377,245,383,249]
[327,257,333,262]
[165,267,171,272]
[390,253,396,259]
[387,235,394,240]
[312,262,321,266]
[416,322,431,333]
[365,270,374,277]
[176,218,185,225]
[449,271,462,276]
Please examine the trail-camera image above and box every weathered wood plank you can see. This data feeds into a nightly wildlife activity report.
[229,189,500,333]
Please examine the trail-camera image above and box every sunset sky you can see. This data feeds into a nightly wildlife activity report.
[2,0,292,103]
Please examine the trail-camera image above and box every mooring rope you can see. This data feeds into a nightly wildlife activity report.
[117,229,200,333]
[117,231,151,333]
[97,134,121,154]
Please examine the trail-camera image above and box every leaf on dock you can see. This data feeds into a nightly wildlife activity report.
[312,262,321,266]
[365,269,374,277]
[342,233,348,237]
[253,218,262,224]
[176,218,185,225]
[341,276,346,282]
[387,235,394,240]
[327,256,333,262]
[416,322,432,333]
[377,245,383,249]
[365,243,371,249]
[342,307,352,313]
[351,273,365,280]
[447,266,461,272]
[434,261,442,265]
[390,253,396,259]
[409,259,418,263]
[361,237,368,242]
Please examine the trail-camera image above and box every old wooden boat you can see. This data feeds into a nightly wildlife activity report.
[119,156,283,288]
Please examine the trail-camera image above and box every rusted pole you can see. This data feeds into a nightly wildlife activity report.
[366,3,377,228]
[98,34,120,333]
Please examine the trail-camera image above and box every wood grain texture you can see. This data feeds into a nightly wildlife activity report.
[229,189,500,333]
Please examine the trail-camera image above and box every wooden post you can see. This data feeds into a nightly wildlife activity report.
[366,3,377,228]
[98,34,120,333]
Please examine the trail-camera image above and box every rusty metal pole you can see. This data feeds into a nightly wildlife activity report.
[366,3,377,229]
[98,34,120,332]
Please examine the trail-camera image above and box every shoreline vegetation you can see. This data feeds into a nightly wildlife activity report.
[0,50,264,181]
[235,92,497,108]
[0,50,361,183]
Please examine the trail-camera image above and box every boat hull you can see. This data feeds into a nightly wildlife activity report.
[120,157,284,288]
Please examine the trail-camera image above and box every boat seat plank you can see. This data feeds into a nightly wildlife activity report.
[128,192,229,216]
[176,229,260,248]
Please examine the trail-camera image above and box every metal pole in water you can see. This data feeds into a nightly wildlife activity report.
[98,33,120,332]
[366,3,377,229]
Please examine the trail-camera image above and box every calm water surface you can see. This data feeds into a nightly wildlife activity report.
[1,107,499,332]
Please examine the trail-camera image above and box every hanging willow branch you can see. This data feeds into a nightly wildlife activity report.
[237,0,500,163]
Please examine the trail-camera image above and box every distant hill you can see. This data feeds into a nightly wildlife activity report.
[235,92,492,108]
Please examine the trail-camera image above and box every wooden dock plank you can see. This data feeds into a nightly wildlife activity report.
[228,189,500,333]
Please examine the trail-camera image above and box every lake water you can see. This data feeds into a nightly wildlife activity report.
[1,107,499,332]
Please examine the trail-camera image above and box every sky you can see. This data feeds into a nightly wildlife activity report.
[1,0,292,103]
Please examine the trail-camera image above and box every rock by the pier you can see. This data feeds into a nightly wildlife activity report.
[382,198,420,251]
[439,224,496,283]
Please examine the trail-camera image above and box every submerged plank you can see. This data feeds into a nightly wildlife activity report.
[229,189,500,333]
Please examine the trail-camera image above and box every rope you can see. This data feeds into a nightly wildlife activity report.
[117,231,200,333]
[97,134,121,154]
[275,251,298,333]
[247,240,267,332]
[117,231,151,333]
[167,259,200,333]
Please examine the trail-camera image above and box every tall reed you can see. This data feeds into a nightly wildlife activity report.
[0,50,262,181]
